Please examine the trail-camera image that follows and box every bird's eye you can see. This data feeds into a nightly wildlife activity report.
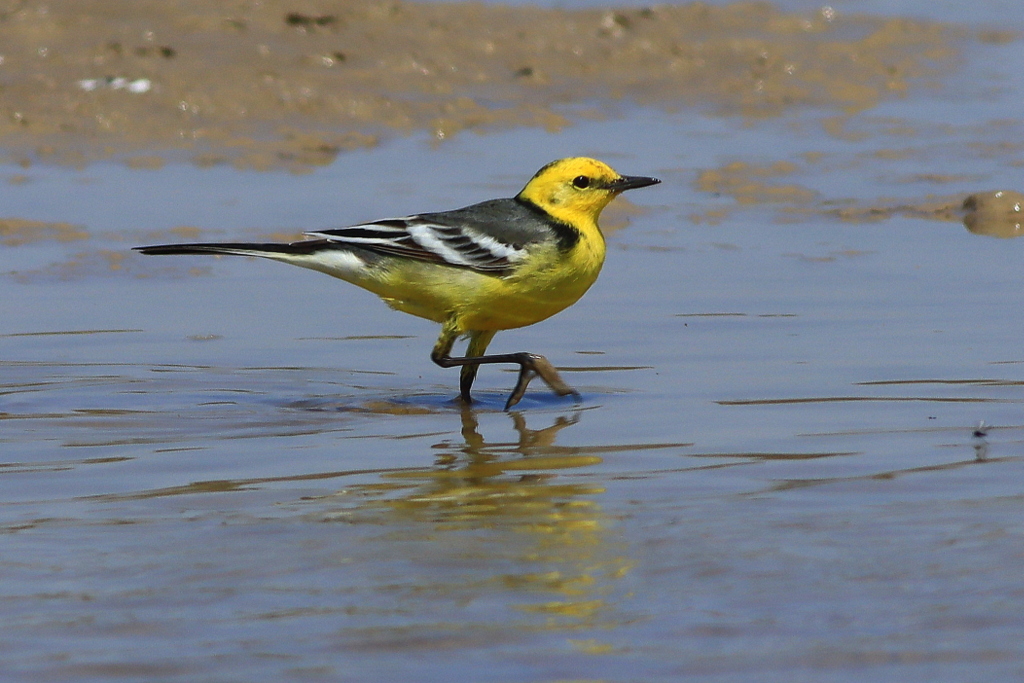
[572,175,591,189]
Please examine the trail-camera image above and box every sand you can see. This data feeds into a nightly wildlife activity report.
[0,0,967,169]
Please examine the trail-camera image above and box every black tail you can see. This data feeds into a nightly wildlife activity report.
[133,240,331,257]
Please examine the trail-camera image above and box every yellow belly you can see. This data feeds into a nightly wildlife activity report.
[364,241,605,333]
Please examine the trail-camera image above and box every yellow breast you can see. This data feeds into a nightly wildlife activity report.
[369,229,605,333]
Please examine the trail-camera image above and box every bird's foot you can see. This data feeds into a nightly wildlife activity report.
[505,353,580,410]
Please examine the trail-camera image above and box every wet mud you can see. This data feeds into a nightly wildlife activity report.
[4,4,1024,680]
[692,156,1024,239]
[0,0,964,168]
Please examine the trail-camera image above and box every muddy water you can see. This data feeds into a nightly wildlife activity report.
[3,0,1024,681]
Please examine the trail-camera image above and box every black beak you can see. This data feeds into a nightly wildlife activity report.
[607,174,661,192]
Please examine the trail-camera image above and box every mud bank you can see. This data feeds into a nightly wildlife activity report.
[0,0,969,168]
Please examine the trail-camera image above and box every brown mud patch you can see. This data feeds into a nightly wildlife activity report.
[0,217,88,245]
[962,190,1024,238]
[0,0,965,169]
[689,159,1024,238]
[696,161,817,205]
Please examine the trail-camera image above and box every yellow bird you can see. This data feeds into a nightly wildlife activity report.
[135,157,660,409]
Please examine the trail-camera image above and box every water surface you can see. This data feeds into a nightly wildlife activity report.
[3,1,1024,681]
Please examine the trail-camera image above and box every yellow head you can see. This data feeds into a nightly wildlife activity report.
[516,157,660,227]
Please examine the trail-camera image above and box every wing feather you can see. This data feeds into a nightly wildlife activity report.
[305,198,559,275]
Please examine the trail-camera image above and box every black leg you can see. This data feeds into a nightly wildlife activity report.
[431,327,578,409]
[434,350,579,410]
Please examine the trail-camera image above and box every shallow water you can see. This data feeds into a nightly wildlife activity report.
[3,1,1024,682]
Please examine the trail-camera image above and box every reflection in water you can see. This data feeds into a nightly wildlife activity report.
[758,426,1016,495]
[761,449,1008,494]
[83,405,647,635]
[316,407,634,630]
[963,190,1024,238]
[972,421,989,461]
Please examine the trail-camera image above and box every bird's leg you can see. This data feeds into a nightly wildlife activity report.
[459,330,496,401]
[430,325,579,410]
[502,352,579,410]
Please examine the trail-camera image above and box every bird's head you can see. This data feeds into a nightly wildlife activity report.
[516,157,660,225]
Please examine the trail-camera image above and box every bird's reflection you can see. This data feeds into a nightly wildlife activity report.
[88,403,638,631]
[336,406,633,627]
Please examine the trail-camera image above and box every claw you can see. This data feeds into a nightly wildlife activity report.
[504,365,537,410]
[503,354,578,410]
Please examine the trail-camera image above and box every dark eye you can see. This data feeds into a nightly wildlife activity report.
[572,175,591,189]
